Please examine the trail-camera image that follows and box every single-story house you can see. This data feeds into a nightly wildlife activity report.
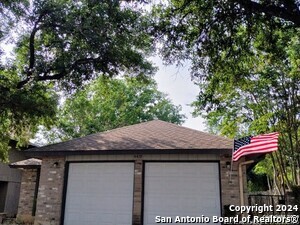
[11,120,246,225]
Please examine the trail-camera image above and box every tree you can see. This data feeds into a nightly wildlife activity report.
[1,2,58,159]
[152,0,300,193]
[192,28,300,193]
[0,0,155,160]
[45,76,186,141]
[0,1,29,40]
[151,0,300,80]
[9,0,155,89]
[0,70,58,161]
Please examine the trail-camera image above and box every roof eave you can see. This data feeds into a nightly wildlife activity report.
[9,164,41,169]
[24,148,232,157]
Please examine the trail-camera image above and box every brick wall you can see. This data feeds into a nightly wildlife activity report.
[34,157,65,225]
[220,154,240,215]
[28,153,242,224]
[17,169,38,218]
[220,154,249,217]
[132,159,143,225]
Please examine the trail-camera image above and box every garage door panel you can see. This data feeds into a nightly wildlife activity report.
[64,162,134,225]
[144,162,221,225]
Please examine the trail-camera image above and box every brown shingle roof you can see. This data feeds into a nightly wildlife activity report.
[28,120,233,152]
[9,158,42,168]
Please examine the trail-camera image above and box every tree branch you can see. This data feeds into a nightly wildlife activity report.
[17,56,102,88]
[17,12,49,89]
[28,13,46,72]
[36,72,65,81]
[239,0,300,26]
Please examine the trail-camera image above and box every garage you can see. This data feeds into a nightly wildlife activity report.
[63,162,134,225]
[18,120,238,225]
[143,162,221,225]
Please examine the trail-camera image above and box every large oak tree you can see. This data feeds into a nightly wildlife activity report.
[0,0,155,160]
[151,0,300,191]
[43,76,186,142]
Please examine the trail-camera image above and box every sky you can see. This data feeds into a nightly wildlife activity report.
[0,42,207,133]
[151,56,206,132]
[0,38,206,133]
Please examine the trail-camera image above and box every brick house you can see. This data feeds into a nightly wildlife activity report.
[12,120,245,225]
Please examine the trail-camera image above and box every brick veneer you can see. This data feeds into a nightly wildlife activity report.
[220,154,240,210]
[34,157,65,225]
[133,159,143,225]
[25,153,242,224]
[18,169,38,217]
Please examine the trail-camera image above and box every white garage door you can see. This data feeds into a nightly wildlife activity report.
[144,162,221,225]
[64,162,134,225]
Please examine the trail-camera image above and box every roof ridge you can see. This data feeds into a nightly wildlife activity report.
[100,120,156,134]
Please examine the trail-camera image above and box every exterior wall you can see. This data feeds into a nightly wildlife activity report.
[32,153,241,224]
[0,149,25,217]
[18,169,38,218]
[220,154,240,216]
[66,153,219,161]
[0,149,25,182]
[34,157,65,225]
[132,160,143,225]
[6,182,21,216]
[67,153,241,218]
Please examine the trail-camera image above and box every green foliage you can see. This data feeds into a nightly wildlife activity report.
[0,1,29,39]
[1,0,155,93]
[0,0,155,159]
[254,156,274,176]
[152,1,299,79]
[195,28,300,191]
[151,1,300,191]
[152,1,300,138]
[47,76,186,141]
[0,68,58,161]
[8,0,155,89]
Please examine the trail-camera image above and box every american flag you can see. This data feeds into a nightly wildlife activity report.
[233,132,279,161]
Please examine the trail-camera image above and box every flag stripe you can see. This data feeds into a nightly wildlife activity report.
[233,145,278,161]
[233,142,278,160]
[233,132,279,161]
[252,136,279,140]
[236,142,278,152]
[241,136,278,149]
[233,143,278,159]
[234,142,278,157]
[251,136,279,143]
[252,132,279,137]
[233,147,278,161]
